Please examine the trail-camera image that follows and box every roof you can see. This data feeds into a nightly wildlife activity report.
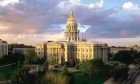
[9,44,35,48]
[109,46,131,48]
[51,41,107,46]
[0,39,8,43]
[2,41,7,43]
[36,41,52,45]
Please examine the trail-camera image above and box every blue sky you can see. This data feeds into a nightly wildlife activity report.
[82,0,139,8]
[0,0,140,46]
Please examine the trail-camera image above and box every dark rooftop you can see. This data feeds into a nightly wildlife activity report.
[2,41,7,43]
[9,44,35,48]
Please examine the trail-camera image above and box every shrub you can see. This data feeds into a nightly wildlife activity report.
[41,71,73,84]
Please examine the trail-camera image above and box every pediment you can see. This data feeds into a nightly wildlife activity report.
[47,42,62,48]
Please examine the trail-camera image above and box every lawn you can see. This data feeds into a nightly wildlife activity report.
[71,72,109,84]
[0,66,18,79]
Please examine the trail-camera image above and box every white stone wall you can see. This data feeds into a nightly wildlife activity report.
[0,39,8,57]
[46,41,108,64]
[35,43,47,58]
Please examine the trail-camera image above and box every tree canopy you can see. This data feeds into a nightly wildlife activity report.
[113,49,140,64]
[77,59,106,78]
[113,63,128,80]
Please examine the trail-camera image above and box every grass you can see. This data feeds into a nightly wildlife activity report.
[0,66,18,79]
[71,72,109,84]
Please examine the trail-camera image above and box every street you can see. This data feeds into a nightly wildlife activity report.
[120,65,140,84]
[134,73,140,84]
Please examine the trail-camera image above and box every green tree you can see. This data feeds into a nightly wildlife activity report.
[17,60,21,69]
[0,73,5,81]
[134,51,140,64]
[81,61,95,78]
[11,68,40,84]
[78,59,105,78]
[68,57,76,67]
[25,52,40,64]
[113,63,128,81]
[0,53,25,66]
[43,60,48,73]
[62,66,68,75]
[113,50,133,65]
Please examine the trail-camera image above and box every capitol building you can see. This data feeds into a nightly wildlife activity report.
[35,11,108,64]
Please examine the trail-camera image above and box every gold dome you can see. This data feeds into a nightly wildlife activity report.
[66,11,77,24]
[64,11,79,42]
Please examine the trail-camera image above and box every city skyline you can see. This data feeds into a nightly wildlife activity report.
[0,0,140,46]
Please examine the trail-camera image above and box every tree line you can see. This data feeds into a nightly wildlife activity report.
[0,53,24,66]
[113,49,140,65]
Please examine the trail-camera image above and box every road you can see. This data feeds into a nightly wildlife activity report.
[104,64,140,84]
[120,65,140,84]
[0,63,16,68]
[133,72,140,84]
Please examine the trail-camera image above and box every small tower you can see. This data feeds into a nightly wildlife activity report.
[64,11,80,42]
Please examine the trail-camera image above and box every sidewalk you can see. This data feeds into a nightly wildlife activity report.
[0,63,16,68]
[134,73,140,84]
[104,77,118,84]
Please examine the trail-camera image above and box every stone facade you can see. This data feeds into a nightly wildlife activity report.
[47,41,108,64]
[9,44,35,55]
[35,42,47,58]
[132,45,140,52]
[0,39,8,57]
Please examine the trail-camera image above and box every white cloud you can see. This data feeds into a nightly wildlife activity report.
[58,0,104,9]
[120,30,129,36]
[0,33,64,45]
[78,24,89,32]
[88,0,104,9]
[0,23,10,31]
[68,0,80,3]
[122,2,140,10]
[0,0,19,7]
[93,37,140,46]
[57,0,81,8]
[14,34,26,41]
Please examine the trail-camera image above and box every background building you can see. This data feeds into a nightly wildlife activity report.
[131,45,140,52]
[9,44,35,55]
[35,42,47,58]
[0,39,8,57]
[109,46,131,54]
